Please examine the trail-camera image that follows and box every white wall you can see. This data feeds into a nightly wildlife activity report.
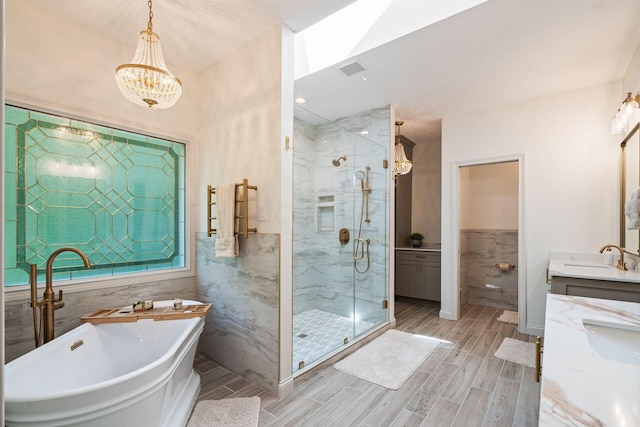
[459,161,518,230]
[442,81,621,332]
[623,42,640,97]
[196,25,285,234]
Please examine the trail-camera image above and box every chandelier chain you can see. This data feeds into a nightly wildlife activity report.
[147,0,153,32]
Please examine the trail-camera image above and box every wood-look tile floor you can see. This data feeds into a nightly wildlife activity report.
[192,300,541,426]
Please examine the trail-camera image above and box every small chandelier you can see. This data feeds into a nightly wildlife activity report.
[115,0,182,109]
[611,92,640,135]
[394,121,412,176]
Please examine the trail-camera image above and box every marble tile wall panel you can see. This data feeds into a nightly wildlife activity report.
[5,276,196,362]
[195,232,280,395]
[293,107,389,324]
[460,229,518,311]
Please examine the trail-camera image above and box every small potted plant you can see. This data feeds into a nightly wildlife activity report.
[410,232,424,248]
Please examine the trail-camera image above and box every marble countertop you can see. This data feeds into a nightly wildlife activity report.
[548,252,640,283]
[396,244,441,253]
[540,294,640,426]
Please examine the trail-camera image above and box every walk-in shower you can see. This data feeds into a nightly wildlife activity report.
[292,105,390,374]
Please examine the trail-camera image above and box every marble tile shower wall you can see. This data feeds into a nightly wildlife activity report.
[293,107,389,324]
[460,229,518,310]
[5,277,195,362]
[195,233,279,395]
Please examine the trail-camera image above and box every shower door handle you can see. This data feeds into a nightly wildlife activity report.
[353,238,370,261]
[354,238,365,261]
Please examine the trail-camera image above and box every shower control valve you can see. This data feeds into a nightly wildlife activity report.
[339,228,350,246]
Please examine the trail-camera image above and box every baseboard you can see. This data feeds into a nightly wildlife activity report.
[439,309,456,320]
[525,324,544,337]
[277,377,294,398]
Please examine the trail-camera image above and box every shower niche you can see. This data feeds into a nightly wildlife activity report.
[316,195,335,232]
[292,105,390,374]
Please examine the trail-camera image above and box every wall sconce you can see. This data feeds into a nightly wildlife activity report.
[611,92,640,135]
[394,121,412,176]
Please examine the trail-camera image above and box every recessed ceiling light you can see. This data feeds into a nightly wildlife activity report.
[360,130,369,135]
[362,76,368,81]
[295,97,307,104]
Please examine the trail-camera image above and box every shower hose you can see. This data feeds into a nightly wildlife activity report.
[354,189,370,274]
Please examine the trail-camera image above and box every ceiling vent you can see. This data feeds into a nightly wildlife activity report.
[337,60,366,77]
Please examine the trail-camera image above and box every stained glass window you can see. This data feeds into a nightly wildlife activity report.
[4,105,186,286]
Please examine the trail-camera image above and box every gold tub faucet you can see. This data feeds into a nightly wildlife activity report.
[30,247,91,346]
[599,244,627,271]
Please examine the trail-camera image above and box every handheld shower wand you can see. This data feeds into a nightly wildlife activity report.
[355,168,371,222]
[354,167,372,273]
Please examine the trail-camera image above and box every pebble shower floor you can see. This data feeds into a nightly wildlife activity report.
[293,309,373,373]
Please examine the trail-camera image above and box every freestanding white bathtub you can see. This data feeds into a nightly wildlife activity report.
[5,300,205,427]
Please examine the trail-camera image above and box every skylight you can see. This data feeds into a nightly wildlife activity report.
[294,0,488,80]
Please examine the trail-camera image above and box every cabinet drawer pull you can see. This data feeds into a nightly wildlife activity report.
[414,255,427,259]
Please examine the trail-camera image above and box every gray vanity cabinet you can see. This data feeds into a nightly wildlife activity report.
[395,251,441,301]
[549,276,640,303]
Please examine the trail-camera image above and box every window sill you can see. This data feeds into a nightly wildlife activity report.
[4,268,196,302]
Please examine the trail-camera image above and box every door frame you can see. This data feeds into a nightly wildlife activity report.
[450,154,526,332]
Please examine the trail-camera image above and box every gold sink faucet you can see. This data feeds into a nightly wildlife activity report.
[30,247,91,346]
[599,244,627,271]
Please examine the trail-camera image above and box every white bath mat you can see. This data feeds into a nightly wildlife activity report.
[494,337,536,368]
[334,329,440,390]
[187,396,260,427]
[497,310,518,324]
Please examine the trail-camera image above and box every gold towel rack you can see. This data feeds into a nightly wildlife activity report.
[207,179,258,239]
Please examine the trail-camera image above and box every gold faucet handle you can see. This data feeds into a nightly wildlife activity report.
[54,290,65,310]
[617,260,628,271]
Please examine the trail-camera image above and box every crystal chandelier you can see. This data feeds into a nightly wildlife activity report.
[115,0,182,109]
[394,121,413,176]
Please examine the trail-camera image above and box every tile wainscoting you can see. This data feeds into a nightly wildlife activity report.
[195,232,280,395]
[460,229,518,310]
[5,276,195,362]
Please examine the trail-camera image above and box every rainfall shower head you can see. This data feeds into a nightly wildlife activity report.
[332,156,347,167]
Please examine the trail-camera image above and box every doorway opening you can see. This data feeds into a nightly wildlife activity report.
[458,160,522,326]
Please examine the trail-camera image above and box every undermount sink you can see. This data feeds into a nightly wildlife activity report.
[564,262,609,269]
[582,319,640,366]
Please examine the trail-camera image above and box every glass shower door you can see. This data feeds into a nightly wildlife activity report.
[292,105,389,375]
[352,131,389,339]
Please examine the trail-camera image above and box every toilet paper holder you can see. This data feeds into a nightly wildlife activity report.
[495,262,516,271]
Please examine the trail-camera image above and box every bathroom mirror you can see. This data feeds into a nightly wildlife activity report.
[620,122,640,255]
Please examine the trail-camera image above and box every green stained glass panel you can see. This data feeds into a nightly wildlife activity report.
[4,105,186,286]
